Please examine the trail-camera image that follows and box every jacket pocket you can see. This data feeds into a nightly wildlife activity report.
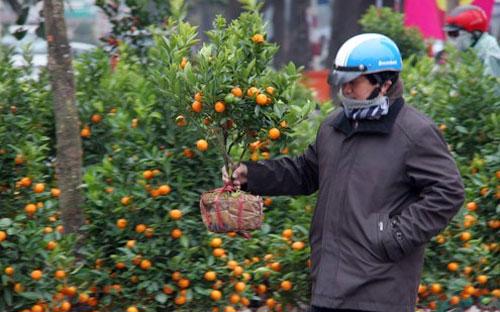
[375,213,392,263]
[378,213,405,262]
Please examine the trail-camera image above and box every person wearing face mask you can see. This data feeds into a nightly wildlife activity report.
[443,4,500,77]
[222,33,464,312]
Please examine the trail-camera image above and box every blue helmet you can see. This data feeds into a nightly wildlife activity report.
[329,33,403,87]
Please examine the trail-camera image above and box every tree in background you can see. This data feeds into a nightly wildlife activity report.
[287,0,312,69]
[269,0,286,68]
[326,0,374,68]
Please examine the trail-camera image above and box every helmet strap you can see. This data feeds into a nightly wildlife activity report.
[367,86,381,100]
[365,72,398,97]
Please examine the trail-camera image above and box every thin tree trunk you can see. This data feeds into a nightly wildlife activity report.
[43,0,85,239]
[326,0,375,99]
[199,1,226,43]
[326,0,374,69]
[288,0,311,69]
[225,0,243,21]
[271,0,286,68]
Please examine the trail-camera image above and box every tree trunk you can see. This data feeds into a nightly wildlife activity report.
[271,0,286,68]
[225,0,243,21]
[43,0,85,239]
[287,0,311,69]
[326,0,375,68]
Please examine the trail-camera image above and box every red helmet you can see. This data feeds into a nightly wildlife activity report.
[444,5,488,33]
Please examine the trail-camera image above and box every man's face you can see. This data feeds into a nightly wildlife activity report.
[341,75,378,100]
[446,29,474,51]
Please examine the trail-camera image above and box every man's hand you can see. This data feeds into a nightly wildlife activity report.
[222,163,248,188]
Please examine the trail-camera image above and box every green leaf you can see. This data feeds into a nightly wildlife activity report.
[199,44,213,59]
[92,101,104,112]
[261,223,271,234]
[19,292,42,300]
[254,105,260,117]
[207,256,214,266]
[155,292,168,303]
[180,236,189,248]
[273,102,283,119]
[169,0,187,20]
[3,290,12,306]
[194,286,211,295]
[0,218,13,228]
[455,125,468,134]
[149,112,163,119]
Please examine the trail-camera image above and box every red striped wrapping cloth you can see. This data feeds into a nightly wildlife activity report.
[199,183,263,237]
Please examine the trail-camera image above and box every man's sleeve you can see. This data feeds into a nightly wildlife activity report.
[242,141,319,196]
[381,124,465,261]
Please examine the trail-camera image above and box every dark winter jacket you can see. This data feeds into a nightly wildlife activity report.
[243,98,464,312]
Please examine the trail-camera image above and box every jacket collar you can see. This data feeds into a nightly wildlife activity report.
[331,97,404,136]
